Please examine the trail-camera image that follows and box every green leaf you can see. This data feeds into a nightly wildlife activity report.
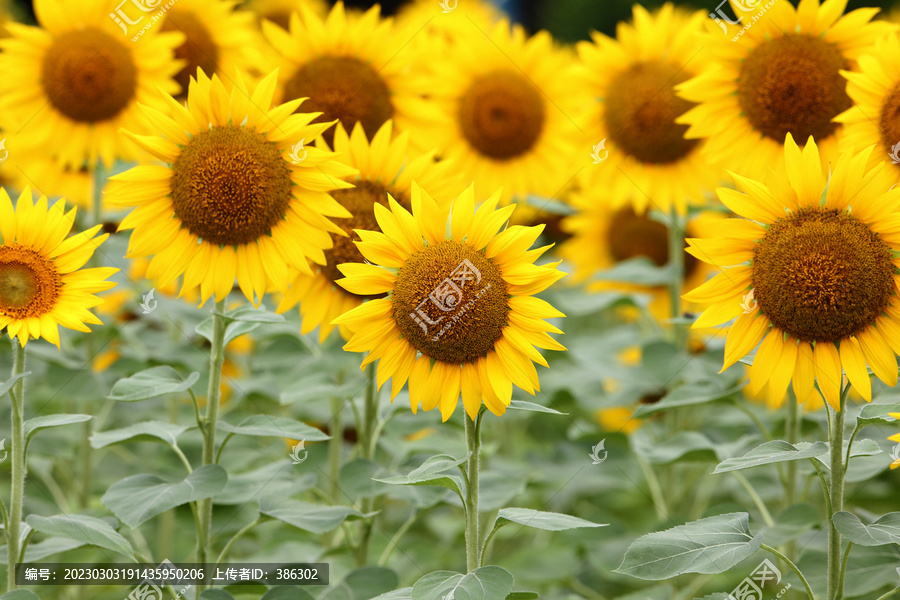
[107,366,200,402]
[633,381,743,417]
[1,591,40,600]
[761,504,820,547]
[0,537,83,562]
[506,401,567,415]
[195,317,260,347]
[411,567,515,600]
[218,304,285,323]
[815,438,883,470]
[340,459,389,501]
[0,372,29,399]
[615,513,762,580]
[632,431,719,465]
[102,465,228,528]
[592,257,674,286]
[24,414,92,446]
[833,512,900,546]
[373,454,470,499]
[199,591,235,600]
[215,461,315,506]
[857,403,900,427]
[24,514,133,559]
[258,496,362,534]
[712,440,829,474]
[90,421,190,449]
[261,587,316,600]
[369,589,412,600]
[218,415,329,441]
[505,594,538,600]
[321,566,399,600]
[492,508,607,532]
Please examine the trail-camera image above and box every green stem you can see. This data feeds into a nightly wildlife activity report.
[635,455,668,520]
[761,543,817,600]
[667,209,687,349]
[196,300,227,582]
[732,399,775,442]
[785,394,800,573]
[464,408,484,572]
[827,384,849,600]
[328,397,344,503]
[355,366,378,566]
[875,587,900,600]
[378,509,418,566]
[7,340,25,592]
[731,471,774,528]
[837,541,853,600]
[214,516,267,568]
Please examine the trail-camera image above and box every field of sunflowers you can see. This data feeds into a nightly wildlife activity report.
[2,0,900,598]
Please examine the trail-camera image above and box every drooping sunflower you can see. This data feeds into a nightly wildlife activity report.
[0,0,184,170]
[277,120,462,342]
[676,0,896,182]
[333,183,566,421]
[261,1,420,145]
[408,18,579,207]
[573,3,716,216]
[0,187,117,347]
[835,32,900,184]
[684,134,900,410]
[105,69,357,306]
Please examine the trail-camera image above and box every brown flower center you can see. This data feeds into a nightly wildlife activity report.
[607,207,698,276]
[392,240,509,364]
[161,9,220,96]
[42,28,137,123]
[753,207,895,343]
[283,56,393,145]
[170,125,293,246]
[738,35,851,143]
[0,244,62,319]
[459,69,545,160]
[604,61,698,164]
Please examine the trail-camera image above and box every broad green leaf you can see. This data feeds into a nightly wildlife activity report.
[102,465,228,528]
[857,403,900,426]
[411,567,515,600]
[592,257,674,286]
[0,537,83,562]
[199,591,234,600]
[507,401,567,415]
[0,372,29,399]
[712,440,828,474]
[24,414,92,452]
[833,512,900,546]
[258,496,362,534]
[25,514,133,558]
[615,513,762,579]
[761,504,819,547]
[107,366,199,402]
[492,508,607,532]
[633,431,719,464]
[374,454,470,499]
[261,588,316,600]
[218,304,285,323]
[815,438,883,470]
[321,566,399,600]
[340,459,389,501]
[215,461,315,506]
[0,591,40,600]
[90,421,190,449]
[195,317,260,347]
[218,415,329,441]
[368,589,412,600]
[633,381,743,416]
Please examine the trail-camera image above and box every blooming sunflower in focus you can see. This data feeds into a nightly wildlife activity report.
[684,135,900,410]
[0,0,184,170]
[676,0,895,182]
[0,188,117,347]
[409,19,579,207]
[574,3,716,215]
[105,69,357,306]
[277,120,462,342]
[836,32,900,183]
[333,183,566,421]
[262,2,420,145]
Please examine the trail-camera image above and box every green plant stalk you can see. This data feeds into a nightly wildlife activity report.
[668,208,687,350]
[328,396,344,503]
[464,409,484,572]
[7,340,25,592]
[196,300,227,579]
[827,385,849,600]
[354,366,380,566]
[784,394,800,587]
[732,471,774,528]
[761,544,816,600]
[837,541,853,600]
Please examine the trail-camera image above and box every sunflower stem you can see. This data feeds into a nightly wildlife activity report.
[354,366,378,566]
[196,299,227,586]
[7,340,26,592]
[827,383,849,600]
[667,208,687,350]
[464,408,484,572]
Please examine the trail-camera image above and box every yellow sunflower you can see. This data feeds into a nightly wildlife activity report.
[573,3,716,216]
[0,0,184,170]
[407,18,579,207]
[333,183,566,421]
[277,120,462,342]
[0,187,117,347]
[395,0,503,49]
[243,0,326,30]
[105,69,357,306]
[835,32,900,183]
[261,1,421,145]
[684,134,900,411]
[676,0,896,182]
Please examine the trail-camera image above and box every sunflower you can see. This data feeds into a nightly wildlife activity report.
[333,183,566,421]
[0,0,184,170]
[683,134,900,410]
[277,120,462,342]
[395,0,503,49]
[159,0,263,98]
[407,18,579,207]
[0,187,117,347]
[243,0,327,30]
[676,0,895,182]
[105,69,357,306]
[573,3,716,216]
[835,32,900,184]
[261,1,421,145]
